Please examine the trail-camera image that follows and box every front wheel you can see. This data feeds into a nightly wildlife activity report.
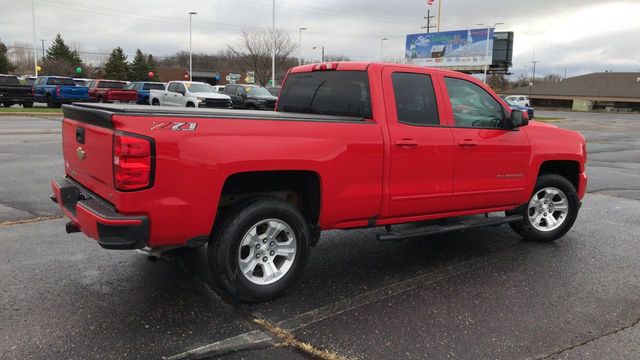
[208,198,310,302]
[508,174,580,242]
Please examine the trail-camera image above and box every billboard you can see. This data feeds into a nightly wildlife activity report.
[405,28,494,67]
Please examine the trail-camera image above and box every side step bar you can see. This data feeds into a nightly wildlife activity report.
[377,215,523,242]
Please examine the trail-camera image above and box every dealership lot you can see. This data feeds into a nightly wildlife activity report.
[1,111,639,359]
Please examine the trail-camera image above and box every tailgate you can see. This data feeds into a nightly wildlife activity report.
[60,86,88,98]
[62,107,114,200]
[109,90,138,100]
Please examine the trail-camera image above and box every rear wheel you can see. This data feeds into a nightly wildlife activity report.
[151,98,160,106]
[46,95,54,108]
[186,102,195,108]
[508,174,579,242]
[208,198,310,303]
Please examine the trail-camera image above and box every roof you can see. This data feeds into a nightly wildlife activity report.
[505,72,640,100]
[191,70,221,79]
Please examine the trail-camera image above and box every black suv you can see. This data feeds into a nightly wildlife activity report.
[224,84,277,110]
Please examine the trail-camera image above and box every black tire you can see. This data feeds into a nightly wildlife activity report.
[3,102,15,107]
[186,102,195,108]
[208,197,310,303]
[46,95,54,108]
[508,174,580,242]
[97,97,105,103]
[22,102,33,108]
[151,98,160,106]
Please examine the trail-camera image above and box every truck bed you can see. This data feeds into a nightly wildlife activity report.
[62,103,367,128]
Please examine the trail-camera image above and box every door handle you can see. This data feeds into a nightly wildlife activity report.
[457,139,478,147]
[394,139,418,147]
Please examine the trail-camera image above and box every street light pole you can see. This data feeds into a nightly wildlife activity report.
[298,27,307,66]
[380,37,388,61]
[40,39,45,59]
[271,0,276,86]
[31,0,37,77]
[188,11,197,81]
[313,46,324,62]
[477,22,503,84]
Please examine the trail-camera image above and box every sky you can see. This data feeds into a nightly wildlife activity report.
[2,0,640,78]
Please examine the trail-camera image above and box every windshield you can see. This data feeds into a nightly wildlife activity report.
[245,86,272,97]
[186,83,213,93]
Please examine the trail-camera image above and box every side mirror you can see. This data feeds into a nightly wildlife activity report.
[508,109,529,129]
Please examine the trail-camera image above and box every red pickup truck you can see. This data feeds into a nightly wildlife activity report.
[84,79,138,103]
[51,62,587,302]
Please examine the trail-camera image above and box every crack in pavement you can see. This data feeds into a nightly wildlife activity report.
[0,215,63,227]
[167,243,529,359]
[536,315,640,360]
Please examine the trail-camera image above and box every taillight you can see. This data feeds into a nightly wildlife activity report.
[31,87,35,96]
[56,86,61,96]
[113,133,153,191]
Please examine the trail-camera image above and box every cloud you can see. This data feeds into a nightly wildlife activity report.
[2,0,638,76]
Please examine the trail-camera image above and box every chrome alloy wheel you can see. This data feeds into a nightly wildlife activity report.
[527,187,569,232]
[237,219,297,285]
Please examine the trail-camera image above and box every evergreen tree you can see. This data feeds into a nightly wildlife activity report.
[44,34,80,65]
[41,34,84,76]
[0,41,16,74]
[104,47,129,80]
[146,54,159,81]
[128,49,148,81]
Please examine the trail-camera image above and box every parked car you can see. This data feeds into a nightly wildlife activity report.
[33,76,90,108]
[126,81,166,105]
[0,74,34,108]
[211,85,225,93]
[505,95,530,107]
[224,84,277,110]
[84,80,138,103]
[149,81,232,108]
[505,99,534,119]
[52,62,587,302]
[266,86,281,96]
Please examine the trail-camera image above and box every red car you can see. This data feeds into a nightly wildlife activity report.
[84,79,138,103]
[52,62,587,302]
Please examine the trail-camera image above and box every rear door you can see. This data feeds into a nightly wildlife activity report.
[382,66,454,217]
[442,76,530,211]
[164,83,179,106]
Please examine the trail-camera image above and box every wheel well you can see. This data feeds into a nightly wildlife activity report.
[538,161,580,190]
[186,102,195,107]
[219,171,321,225]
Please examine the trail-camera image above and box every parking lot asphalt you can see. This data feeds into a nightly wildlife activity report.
[1,111,639,359]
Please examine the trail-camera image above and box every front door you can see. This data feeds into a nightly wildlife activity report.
[383,67,455,218]
[442,76,531,211]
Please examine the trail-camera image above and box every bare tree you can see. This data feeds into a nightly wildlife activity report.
[227,28,296,86]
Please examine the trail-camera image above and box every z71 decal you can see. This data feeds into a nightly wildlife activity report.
[151,122,198,131]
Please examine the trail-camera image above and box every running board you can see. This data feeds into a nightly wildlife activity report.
[377,215,523,242]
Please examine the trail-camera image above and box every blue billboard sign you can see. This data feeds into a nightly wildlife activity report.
[405,28,494,67]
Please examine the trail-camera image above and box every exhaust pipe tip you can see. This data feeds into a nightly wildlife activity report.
[65,222,80,233]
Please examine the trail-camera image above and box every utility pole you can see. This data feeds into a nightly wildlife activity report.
[31,0,38,77]
[436,0,442,32]
[421,10,436,33]
[188,11,197,81]
[298,27,307,66]
[380,38,388,61]
[271,0,276,86]
[40,39,45,59]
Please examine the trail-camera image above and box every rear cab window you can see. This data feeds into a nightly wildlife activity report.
[47,77,76,86]
[143,83,165,91]
[0,76,20,85]
[277,71,372,119]
[98,81,125,89]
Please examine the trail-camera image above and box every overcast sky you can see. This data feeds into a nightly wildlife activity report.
[2,0,640,78]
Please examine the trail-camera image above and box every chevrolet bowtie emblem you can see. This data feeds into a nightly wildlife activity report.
[76,147,86,161]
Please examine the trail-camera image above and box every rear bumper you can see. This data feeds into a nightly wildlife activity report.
[51,177,149,250]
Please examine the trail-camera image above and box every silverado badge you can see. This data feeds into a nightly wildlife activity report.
[76,146,86,161]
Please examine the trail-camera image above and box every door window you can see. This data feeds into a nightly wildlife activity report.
[392,72,439,126]
[444,77,505,129]
[235,86,245,96]
[176,84,186,94]
[167,82,178,93]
